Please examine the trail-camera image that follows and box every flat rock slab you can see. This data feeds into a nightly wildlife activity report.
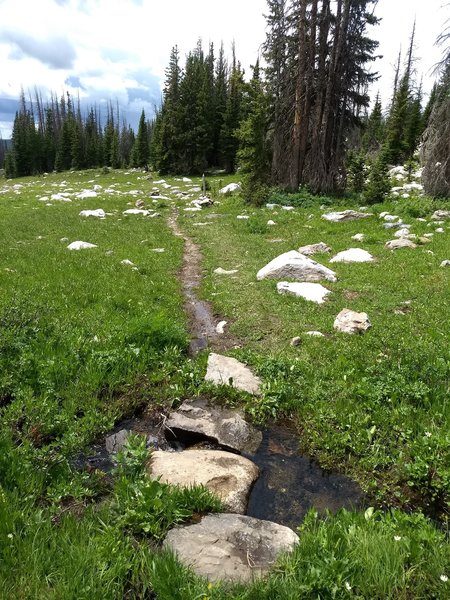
[277,281,330,304]
[205,353,262,395]
[329,248,374,263]
[165,398,262,453]
[149,449,258,513]
[163,513,299,583]
[322,210,372,222]
[334,308,371,334]
[385,238,417,250]
[79,209,105,218]
[257,251,337,283]
[214,267,238,275]
[105,429,130,454]
[298,242,331,255]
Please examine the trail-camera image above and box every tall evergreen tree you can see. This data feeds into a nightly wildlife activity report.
[131,109,150,168]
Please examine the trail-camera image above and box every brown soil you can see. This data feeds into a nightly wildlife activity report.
[168,209,240,355]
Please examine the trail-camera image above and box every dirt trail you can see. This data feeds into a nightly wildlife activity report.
[168,208,239,355]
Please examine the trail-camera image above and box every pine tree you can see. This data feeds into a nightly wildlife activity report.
[220,45,245,173]
[131,109,150,168]
[362,92,384,154]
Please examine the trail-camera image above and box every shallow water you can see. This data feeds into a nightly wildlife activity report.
[245,426,363,529]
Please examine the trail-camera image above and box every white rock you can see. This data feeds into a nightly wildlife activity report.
[281,205,294,211]
[322,210,372,222]
[277,281,331,304]
[237,215,249,220]
[329,248,374,263]
[79,209,106,218]
[205,353,262,395]
[151,248,165,253]
[267,220,276,226]
[334,309,371,334]
[257,251,337,282]
[182,177,192,182]
[123,209,150,216]
[67,241,97,250]
[394,228,412,238]
[51,193,71,202]
[185,207,201,212]
[432,210,450,220]
[121,259,136,267]
[77,190,98,199]
[436,227,445,233]
[266,203,277,209]
[298,242,331,256]
[305,331,325,337]
[216,321,227,334]
[351,233,365,242]
[385,238,417,250]
[214,267,238,275]
[384,214,399,222]
[440,260,450,267]
[219,183,241,194]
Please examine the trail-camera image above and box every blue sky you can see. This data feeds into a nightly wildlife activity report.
[0,0,446,138]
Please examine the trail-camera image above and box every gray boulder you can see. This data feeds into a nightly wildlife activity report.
[385,238,417,250]
[163,513,299,583]
[322,210,372,222]
[149,449,259,513]
[165,398,262,453]
[298,242,331,255]
[257,251,337,282]
[432,210,450,220]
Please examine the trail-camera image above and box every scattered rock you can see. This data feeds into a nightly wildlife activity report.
[322,210,372,222]
[67,241,97,250]
[216,320,227,334]
[214,267,238,275]
[151,248,165,253]
[281,206,295,211]
[51,193,71,202]
[205,353,262,395]
[219,183,241,194]
[436,227,445,233]
[329,248,374,263]
[123,209,150,216]
[334,308,371,334]
[385,238,417,250]
[277,281,331,304]
[351,233,365,242]
[440,260,450,267]
[298,242,331,255]
[77,190,98,199]
[79,209,106,218]
[394,228,412,238]
[432,210,450,220]
[257,251,337,283]
[193,196,214,208]
[149,449,258,513]
[165,398,262,453]
[290,336,302,347]
[305,331,325,337]
[106,429,130,454]
[163,513,299,583]
[237,215,249,220]
[267,220,276,226]
[135,199,145,208]
[121,259,136,267]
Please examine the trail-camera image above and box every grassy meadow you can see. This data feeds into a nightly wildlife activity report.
[0,168,449,598]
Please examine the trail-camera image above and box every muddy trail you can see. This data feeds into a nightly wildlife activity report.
[168,207,240,355]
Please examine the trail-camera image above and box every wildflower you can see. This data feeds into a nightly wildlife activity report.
[345,582,352,591]
[425,431,432,437]
[440,575,448,582]
[394,535,402,541]
[7,533,13,539]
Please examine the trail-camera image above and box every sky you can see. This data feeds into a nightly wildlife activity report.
[0,0,447,139]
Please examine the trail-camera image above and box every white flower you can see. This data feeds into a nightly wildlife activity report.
[394,535,402,541]
[345,582,352,591]
[425,431,432,437]
[440,575,448,582]
[7,533,13,539]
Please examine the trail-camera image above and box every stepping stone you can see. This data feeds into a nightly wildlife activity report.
[334,308,371,334]
[163,513,299,583]
[385,238,417,250]
[149,449,258,513]
[165,398,262,453]
[322,210,372,222]
[214,267,238,275]
[219,183,241,194]
[79,209,105,218]
[205,353,262,395]
[67,241,97,250]
[298,242,331,255]
[277,281,330,304]
[329,248,374,263]
[257,251,337,282]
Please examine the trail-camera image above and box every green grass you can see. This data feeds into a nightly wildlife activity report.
[0,169,449,598]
